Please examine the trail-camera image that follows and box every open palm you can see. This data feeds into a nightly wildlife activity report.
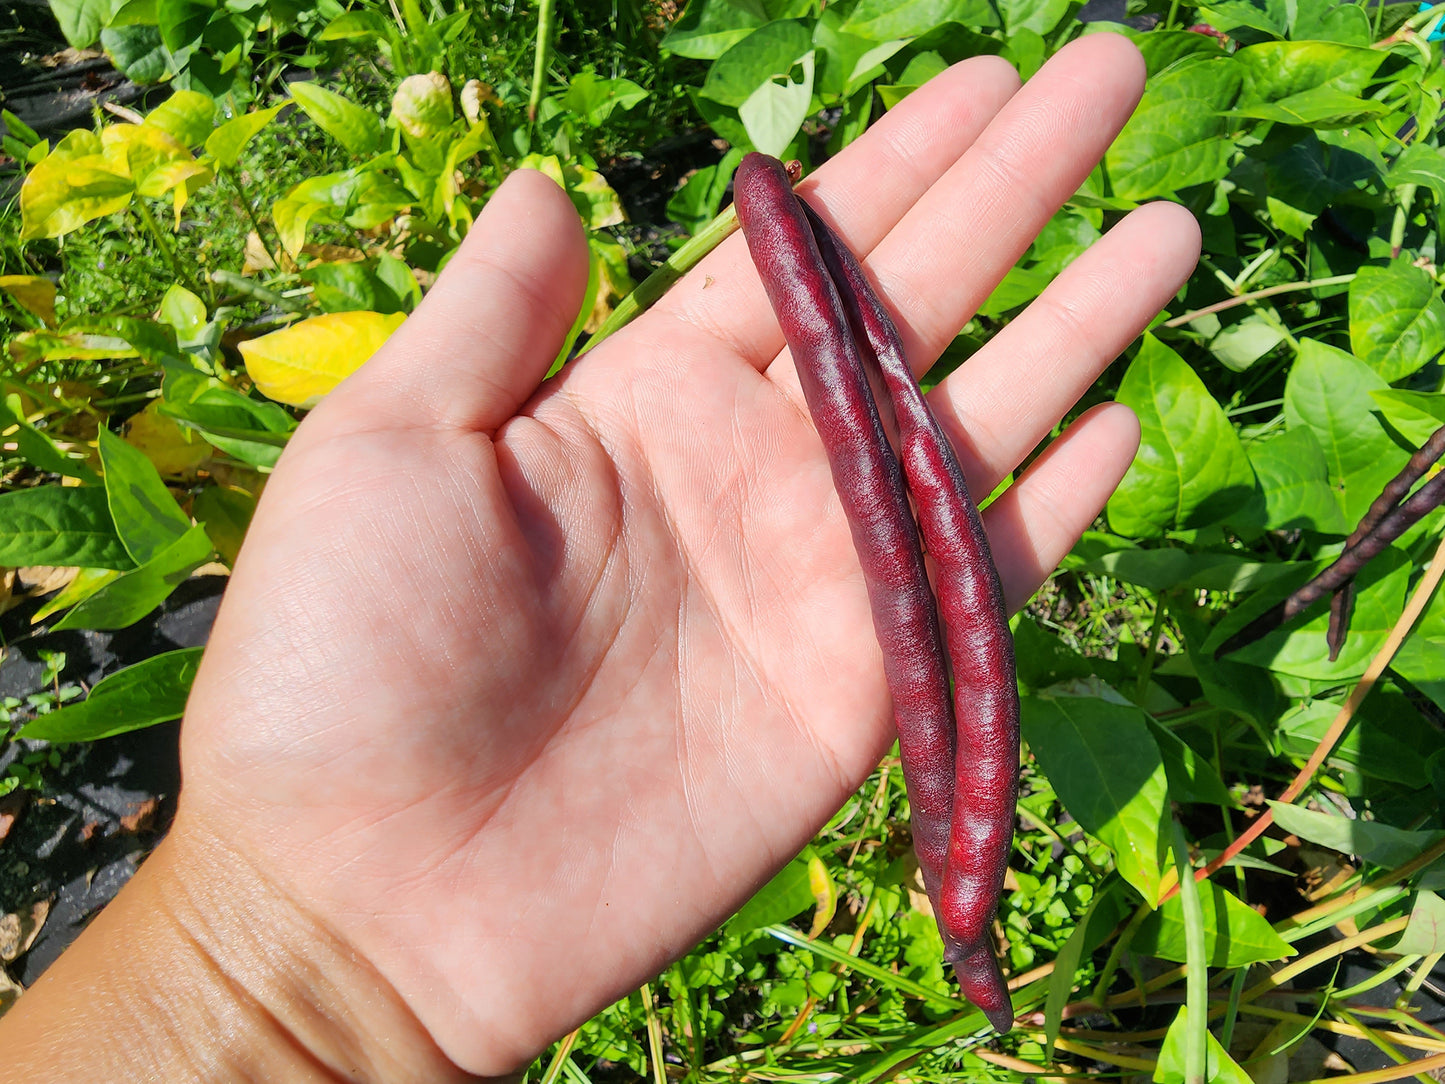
[176,36,1200,1076]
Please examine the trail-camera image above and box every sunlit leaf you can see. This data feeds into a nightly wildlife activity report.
[239,311,406,407]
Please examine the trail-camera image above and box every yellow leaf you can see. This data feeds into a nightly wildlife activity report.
[239,311,406,407]
[20,131,132,240]
[124,401,211,478]
[0,275,57,327]
[806,852,837,939]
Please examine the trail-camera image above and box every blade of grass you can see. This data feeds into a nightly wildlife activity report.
[763,923,966,1009]
[539,1028,580,1084]
[1292,1052,1445,1084]
[1244,917,1411,1003]
[1172,818,1208,1084]
[640,982,665,1084]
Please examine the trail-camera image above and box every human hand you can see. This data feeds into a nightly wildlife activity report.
[161,33,1196,1078]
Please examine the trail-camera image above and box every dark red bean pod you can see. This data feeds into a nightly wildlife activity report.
[732,155,960,908]
[1327,423,1445,660]
[1218,462,1445,659]
[801,202,1018,1032]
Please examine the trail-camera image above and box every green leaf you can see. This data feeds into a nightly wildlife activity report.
[739,50,815,158]
[561,70,649,127]
[101,25,173,84]
[49,0,119,46]
[1235,41,1384,105]
[1148,719,1233,807]
[157,0,214,51]
[727,851,819,932]
[1349,262,1445,384]
[812,8,907,99]
[1197,0,1291,37]
[1232,87,1389,128]
[1279,691,1445,789]
[0,487,133,569]
[1077,546,1298,594]
[0,397,99,482]
[205,104,285,170]
[700,19,813,108]
[1221,546,1410,678]
[1105,57,1241,200]
[289,81,385,157]
[144,89,215,146]
[317,8,392,39]
[1386,142,1445,202]
[52,524,213,631]
[1154,1005,1255,1084]
[662,0,767,59]
[18,647,203,742]
[98,427,192,564]
[1238,426,1351,534]
[1209,312,1284,371]
[32,568,122,623]
[1371,390,1445,447]
[1134,30,1226,76]
[1136,882,1294,966]
[1263,130,1381,241]
[1268,802,1444,869]
[842,0,999,40]
[1107,335,1255,538]
[1283,339,1411,525]
[1394,891,1445,955]
[667,147,745,235]
[301,260,409,314]
[160,370,296,469]
[998,0,1068,35]
[1291,2,1373,44]
[1021,691,1168,902]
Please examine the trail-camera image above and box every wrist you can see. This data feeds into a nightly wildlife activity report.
[1,812,481,1083]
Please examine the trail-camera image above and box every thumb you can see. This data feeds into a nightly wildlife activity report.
[317,168,590,437]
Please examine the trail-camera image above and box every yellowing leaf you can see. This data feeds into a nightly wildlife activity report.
[20,130,132,240]
[125,401,211,478]
[240,311,405,407]
[806,851,838,939]
[0,275,58,326]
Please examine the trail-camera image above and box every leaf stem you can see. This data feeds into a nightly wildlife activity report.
[575,204,741,358]
[1163,275,1356,327]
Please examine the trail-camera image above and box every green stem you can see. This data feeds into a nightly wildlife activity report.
[576,204,740,358]
[1391,183,1418,259]
[132,198,202,299]
[223,167,282,272]
[1172,818,1208,1084]
[209,269,309,313]
[529,0,556,124]
[1163,274,1356,327]
[1165,0,1182,30]
[1134,594,1168,704]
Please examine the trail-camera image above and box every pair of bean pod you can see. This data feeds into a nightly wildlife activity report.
[733,153,1020,1033]
[1216,421,1445,661]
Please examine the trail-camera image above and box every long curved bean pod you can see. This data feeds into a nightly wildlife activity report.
[732,155,960,911]
[1217,466,1445,658]
[802,203,1018,1034]
[1327,423,1445,660]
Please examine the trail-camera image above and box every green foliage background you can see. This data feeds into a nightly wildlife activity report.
[7,0,1445,1079]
